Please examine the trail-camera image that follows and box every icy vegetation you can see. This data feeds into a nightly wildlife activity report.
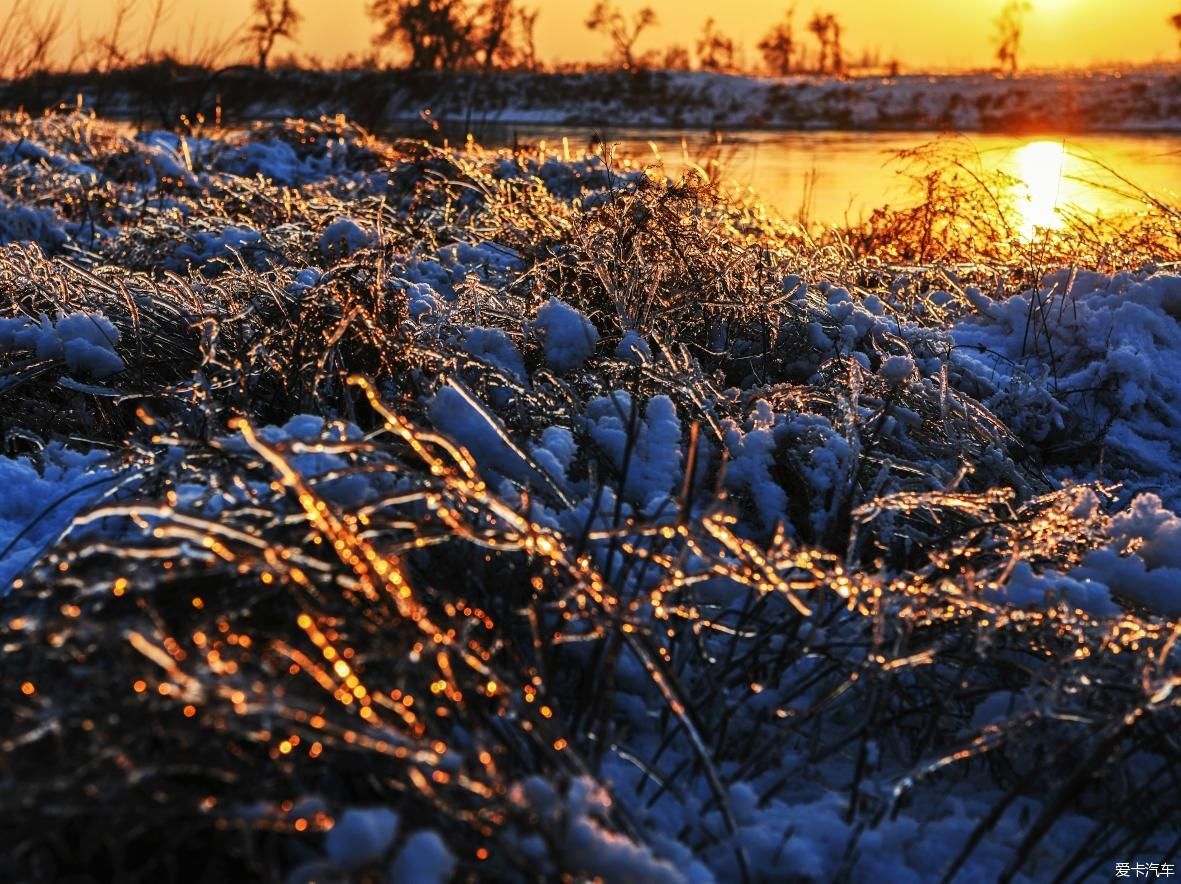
[1,110,1180,882]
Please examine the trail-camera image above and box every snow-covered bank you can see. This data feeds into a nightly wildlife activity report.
[4,66,1181,135]
[2,111,1181,883]
[392,68,1181,134]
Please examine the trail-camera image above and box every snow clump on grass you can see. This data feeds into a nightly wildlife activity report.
[324,807,400,867]
[0,310,124,378]
[531,297,599,372]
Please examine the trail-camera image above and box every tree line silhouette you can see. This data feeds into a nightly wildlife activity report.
[372,0,888,76]
[1,0,1177,81]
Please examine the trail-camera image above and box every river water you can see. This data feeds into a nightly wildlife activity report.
[475,127,1181,235]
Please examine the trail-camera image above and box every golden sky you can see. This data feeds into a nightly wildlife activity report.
[46,0,1181,71]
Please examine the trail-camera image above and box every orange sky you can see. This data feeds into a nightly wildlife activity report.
[35,0,1181,71]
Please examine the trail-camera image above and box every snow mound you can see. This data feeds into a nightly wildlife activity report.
[511,777,689,884]
[990,560,1118,617]
[171,226,262,274]
[721,401,788,532]
[0,202,68,252]
[429,384,529,481]
[878,354,915,382]
[0,311,124,379]
[319,218,373,259]
[388,830,455,884]
[324,807,399,867]
[586,392,683,509]
[951,271,1181,495]
[0,446,112,590]
[1076,492,1181,615]
[532,298,599,372]
[462,326,526,383]
[616,330,652,363]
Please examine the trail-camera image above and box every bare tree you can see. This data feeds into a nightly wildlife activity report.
[696,18,735,72]
[473,0,516,71]
[369,0,474,70]
[518,6,541,70]
[248,0,302,70]
[994,0,1032,77]
[369,0,530,71]
[662,44,691,71]
[757,7,797,76]
[807,12,830,74]
[585,1,657,70]
[828,14,844,75]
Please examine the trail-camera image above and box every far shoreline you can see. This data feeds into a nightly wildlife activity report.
[2,66,1179,137]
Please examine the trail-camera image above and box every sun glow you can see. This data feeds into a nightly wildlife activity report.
[1010,140,1067,239]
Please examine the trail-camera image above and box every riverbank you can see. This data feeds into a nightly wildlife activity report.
[3,65,1181,136]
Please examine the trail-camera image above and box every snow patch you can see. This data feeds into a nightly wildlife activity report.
[324,807,399,867]
[0,446,113,590]
[1,311,124,379]
[388,830,455,884]
[532,298,599,372]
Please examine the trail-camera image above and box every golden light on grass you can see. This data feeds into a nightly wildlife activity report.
[2,111,1179,883]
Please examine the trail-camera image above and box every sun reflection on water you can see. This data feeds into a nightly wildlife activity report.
[1010,139,1067,239]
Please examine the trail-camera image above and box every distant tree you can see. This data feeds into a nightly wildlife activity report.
[369,0,530,71]
[518,6,541,70]
[662,44,691,70]
[248,0,302,70]
[370,0,474,70]
[757,7,797,76]
[807,13,829,73]
[994,0,1031,77]
[473,0,517,70]
[696,18,735,72]
[585,1,657,70]
[853,47,876,69]
[1171,7,1181,51]
[828,14,844,75]
[806,12,842,75]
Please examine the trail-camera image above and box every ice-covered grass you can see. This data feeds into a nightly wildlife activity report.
[1,110,1180,883]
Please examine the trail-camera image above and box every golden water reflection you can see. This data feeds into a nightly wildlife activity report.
[481,126,1181,233]
[998,138,1162,241]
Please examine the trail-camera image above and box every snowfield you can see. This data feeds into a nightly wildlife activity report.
[1,110,1180,883]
